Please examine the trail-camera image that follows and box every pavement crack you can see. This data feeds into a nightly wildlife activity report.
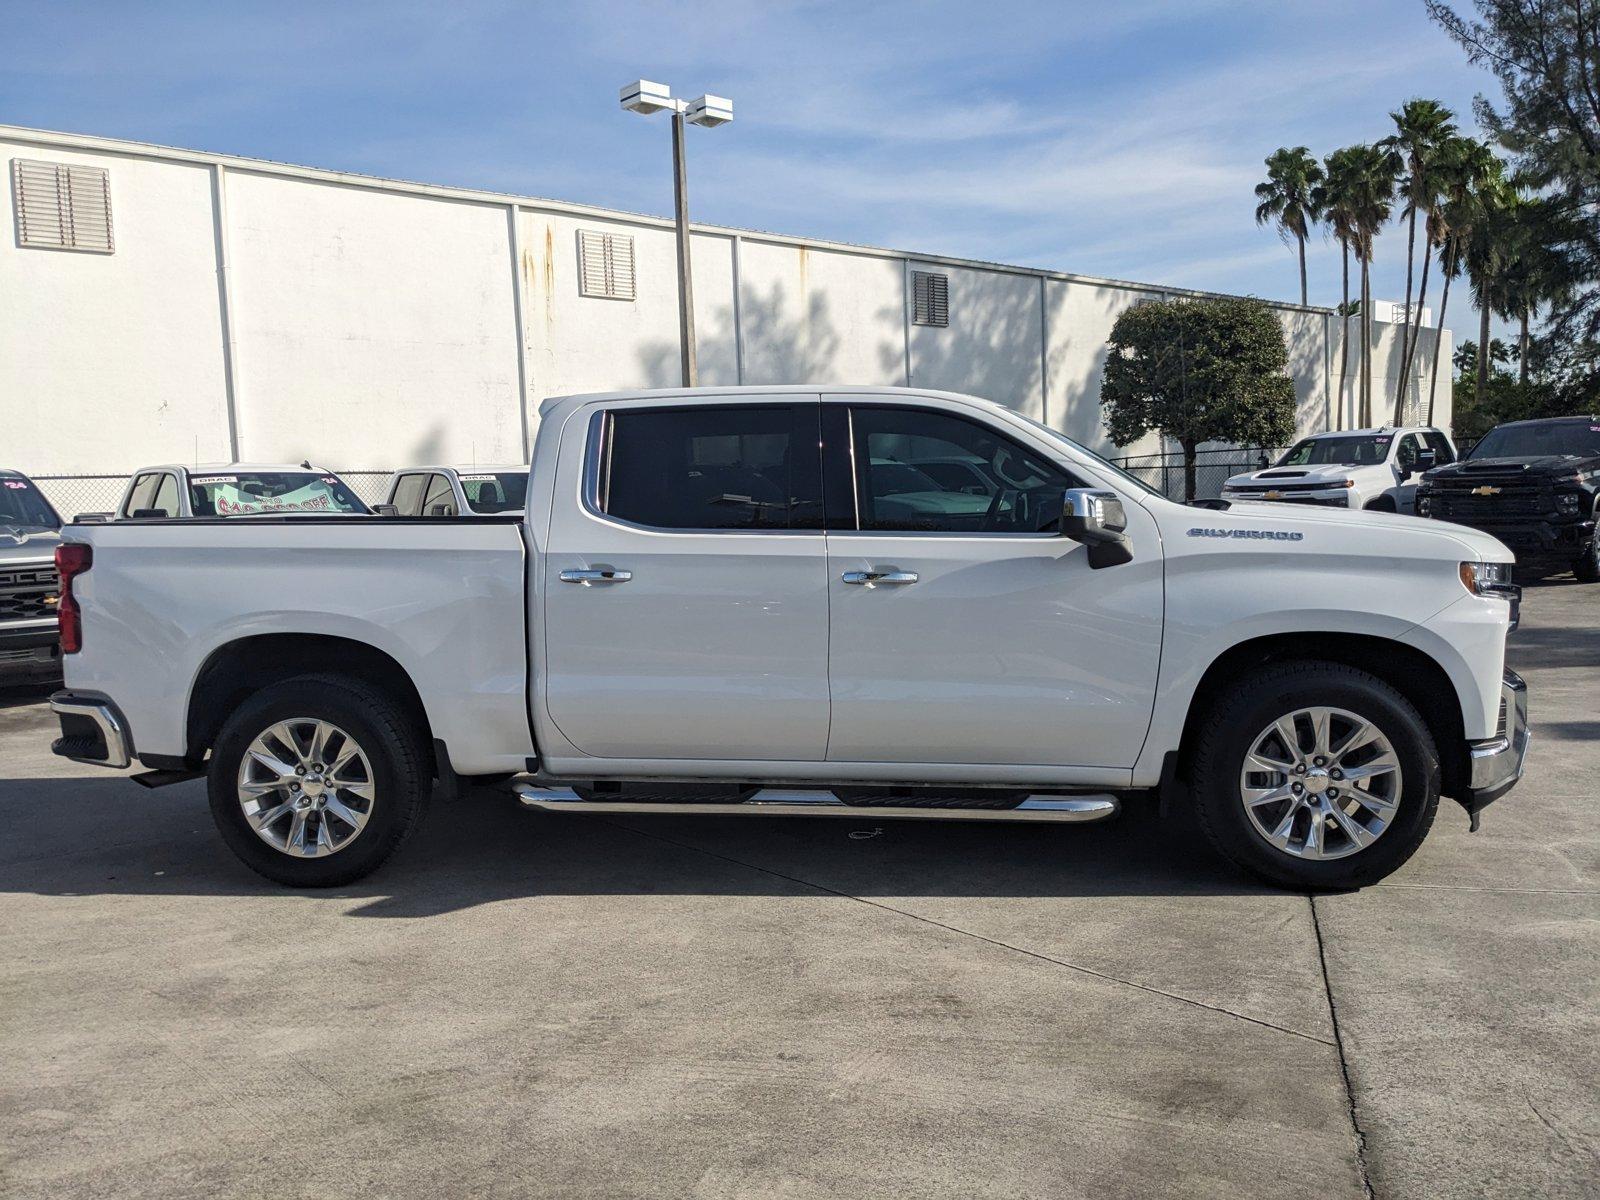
[604,817,1336,1047]
[1310,893,1375,1199]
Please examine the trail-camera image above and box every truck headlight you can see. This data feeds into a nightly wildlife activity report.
[1460,560,1516,597]
[1416,492,1433,517]
[1556,492,1583,517]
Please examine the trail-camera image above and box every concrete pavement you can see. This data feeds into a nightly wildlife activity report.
[0,583,1594,1198]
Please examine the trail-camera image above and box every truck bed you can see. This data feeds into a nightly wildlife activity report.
[62,515,534,774]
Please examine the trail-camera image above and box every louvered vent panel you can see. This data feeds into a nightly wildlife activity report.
[912,270,948,327]
[577,229,635,300]
[12,159,114,253]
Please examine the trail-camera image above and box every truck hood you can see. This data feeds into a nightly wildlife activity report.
[1425,454,1600,481]
[0,526,60,560]
[1223,463,1361,488]
[1161,496,1513,563]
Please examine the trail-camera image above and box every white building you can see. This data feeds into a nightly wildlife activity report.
[1,123,1451,483]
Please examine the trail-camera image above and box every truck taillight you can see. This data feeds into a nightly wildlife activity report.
[55,543,92,654]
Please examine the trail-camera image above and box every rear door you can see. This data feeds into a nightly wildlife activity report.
[542,397,832,761]
[821,396,1163,769]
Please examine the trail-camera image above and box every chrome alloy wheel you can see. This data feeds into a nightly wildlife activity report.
[1238,706,1403,861]
[236,719,375,858]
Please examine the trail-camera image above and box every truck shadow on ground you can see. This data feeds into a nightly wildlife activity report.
[0,776,1268,915]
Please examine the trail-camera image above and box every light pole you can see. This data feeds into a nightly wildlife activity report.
[620,80,733,387]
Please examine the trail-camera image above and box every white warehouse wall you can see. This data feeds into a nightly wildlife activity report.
[0,125,1451,482]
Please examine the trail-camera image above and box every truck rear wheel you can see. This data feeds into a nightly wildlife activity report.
[1189,662,1438,889]
[207,674,430,887]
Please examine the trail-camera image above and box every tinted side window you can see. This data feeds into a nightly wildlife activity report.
[600,405,823,530]
[422,474,457,516]
[1396,435,1420,470]
[391,474,427,516]
[151,473,180,516]
[849,406,1075,533]
[122,473,158,517]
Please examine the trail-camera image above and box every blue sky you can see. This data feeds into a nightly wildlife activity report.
[3,0,1510,345]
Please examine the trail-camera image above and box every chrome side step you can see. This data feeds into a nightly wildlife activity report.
[513,784,1119,824]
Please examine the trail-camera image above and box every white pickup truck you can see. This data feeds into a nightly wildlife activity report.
[49,387,1528,891]
[1221,426,1457,513]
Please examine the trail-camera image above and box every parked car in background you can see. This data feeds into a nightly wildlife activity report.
[383,466,529,516]
[1418,415,1600,582]
[1221,427,1456,513]
[51,387,1526,894]
[0,469,63,683]
[110,464,371,519]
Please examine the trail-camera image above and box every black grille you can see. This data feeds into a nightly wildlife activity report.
[0,566,59,622]
[1431,486,1550,519]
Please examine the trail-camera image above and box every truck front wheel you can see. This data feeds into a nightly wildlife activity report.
[206,674,431,887]
[1573,506,1600,582]
[1189,662,1439,889]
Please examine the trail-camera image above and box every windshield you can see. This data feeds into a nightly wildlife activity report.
[1468,421,1600,460]
[0,476,61,530]
[1277,435,1393,466]
[458,472,529,514]
[1010,412,1163,498]
[188,473,370,516]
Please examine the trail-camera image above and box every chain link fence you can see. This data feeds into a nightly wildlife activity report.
[1109,447,1289,503]
[32,470,399,519]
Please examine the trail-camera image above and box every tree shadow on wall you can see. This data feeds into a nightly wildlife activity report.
[637,281,856,387]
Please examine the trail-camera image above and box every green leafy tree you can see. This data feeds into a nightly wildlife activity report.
[1425,136,1504,422]
[1101,297,1298,501]
[1429,1,1600,351]
[1255,147,1325,306]
[1379,99,1458,418]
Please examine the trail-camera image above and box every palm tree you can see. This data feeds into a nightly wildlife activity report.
[1340,145,1397,426]
[1425,138,1503,424]
[1315,148,1367,426]
[1255,147,1325,307]
[1379,99,1457,418]
[1465,188,1522,407]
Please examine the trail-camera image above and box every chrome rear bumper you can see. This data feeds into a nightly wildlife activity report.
[50,692,133,769]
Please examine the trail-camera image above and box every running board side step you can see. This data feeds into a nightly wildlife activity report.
[513,785,1119,823]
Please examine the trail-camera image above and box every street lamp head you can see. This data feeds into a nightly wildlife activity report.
[686,94,734,128]
[620,80,674,115]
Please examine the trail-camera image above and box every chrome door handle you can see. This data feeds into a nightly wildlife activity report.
[841,570,918,587]
[559,568,633,585]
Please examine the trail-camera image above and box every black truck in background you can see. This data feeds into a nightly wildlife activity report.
[1417,416,1600,582]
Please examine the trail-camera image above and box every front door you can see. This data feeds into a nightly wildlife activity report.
[822,398,1163,769]
[543,397,832,761]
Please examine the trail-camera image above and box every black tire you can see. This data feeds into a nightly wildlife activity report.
[1189,661,1439,890]
[207,674,431,887]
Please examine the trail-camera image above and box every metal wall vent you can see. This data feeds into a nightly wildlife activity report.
[11,159,114,253]
[912,270,949,327]
[577,229,636,300]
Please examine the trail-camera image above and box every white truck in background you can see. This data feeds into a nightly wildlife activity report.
[49,387,1528,891]
[1222,426,1457,513]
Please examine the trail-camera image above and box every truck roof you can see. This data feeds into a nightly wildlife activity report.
[395,465,527,474]
[1489,415,1598,428]
[538,385,1018,422]
[135,462,338,475]
[1301,426,1439,438]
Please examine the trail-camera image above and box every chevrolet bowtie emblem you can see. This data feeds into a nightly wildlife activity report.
[1263,490,1284,500]
[1471,485,1502,496]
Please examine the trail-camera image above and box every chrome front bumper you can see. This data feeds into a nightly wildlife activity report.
[50,692,133,769]
[1466,670,1529,812]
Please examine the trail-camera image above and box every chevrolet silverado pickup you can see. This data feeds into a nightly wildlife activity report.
[49,387,1529,891]
[1221,426,1456,513]
[1,469,63,683]
[1418,415,1600,582]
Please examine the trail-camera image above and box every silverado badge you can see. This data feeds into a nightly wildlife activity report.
[1471,485,1502,496]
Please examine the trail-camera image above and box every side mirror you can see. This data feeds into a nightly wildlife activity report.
[74,512,112,524]
[372,503,399,517]
[1060,488,1133,568]
[428,503,455,517]
[130,508,168,520]
[1413,448,1437,476]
